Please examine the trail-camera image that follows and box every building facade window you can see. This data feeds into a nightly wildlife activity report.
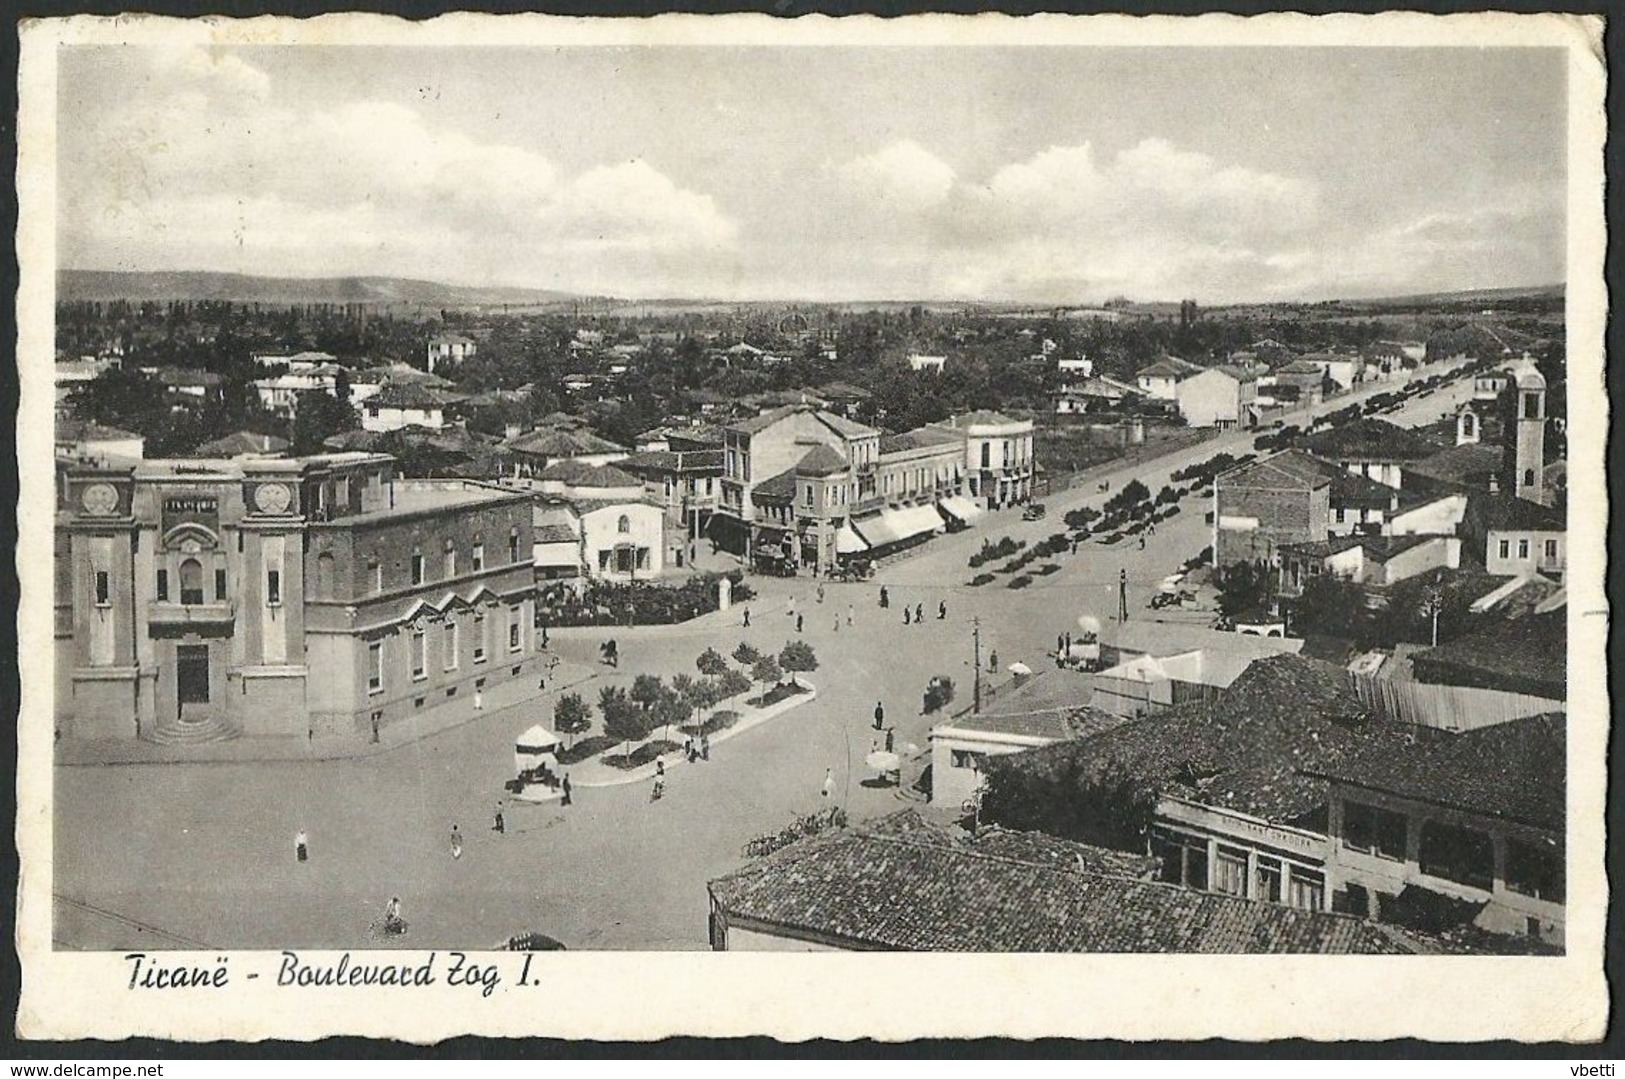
[215,568,227,601]
[368,641,384,693]
[266,569,282,606]
[180,558,205,605]
[410,630,427,681]
[980,444,990,469]
[443,619,459,671]
[508,607,523,652]
[1545,539,1559,560]
[1418,820,1495,892]
[472,542,484,571]
[1212,846,1249,897]
[618,515,632,533]
[156,569,169,602]
[1498,539,1511,559]
[1505,837,1564,903]
[444,539,457,578]
[508,530,520,562]
[1341,800,1407,860]
[369,557,382,594]
[473,612,487,662]
[1518,539,1530,559]
[411,553,425,585]
[1523,468,1536,488]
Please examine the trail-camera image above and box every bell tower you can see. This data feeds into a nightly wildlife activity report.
[1503,358,1546,503]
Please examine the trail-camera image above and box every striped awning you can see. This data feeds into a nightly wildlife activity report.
[853,505,942,549]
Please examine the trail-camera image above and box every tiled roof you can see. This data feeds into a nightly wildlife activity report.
[363,383,464,410]
[156,368,223,386]
[728,404,802,434]
[1303,713,1564,832]
[56,418,143,442]
[618,448,724,474]
[1326,467,1399,506]
[504,426,627,457]
[1407,444,1504,487]
[1409,610,1565,699]
[879,427,965,455]
[1280,359,1328,374]
[1219,449,1334,491]
[538,460,640,488]
[194,430,290,456]
[1281,533,1438,564]
[752,467,797,502]
[534,523,579,544]
[1003,655,1414,824]
[709,810,1409,953]
[1138,356,1203,379]
[1304,419,1444,462]
[1471,492,1564,532]
[796,444,848,477]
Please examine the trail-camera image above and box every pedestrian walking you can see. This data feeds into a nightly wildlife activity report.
[743,607,751,628]
[846,603,854,626]
[561,773,573,806]
[1065,632,1073,655]
[651,777,665,802]
[834,614,841,633]
[492,803,505,834]
[903,606,911,625]
[873,700,885,731]
[817,584,826,605]
[1072,537,1079,555]
[450,824,463,860]
[885,728,894,752]
[700,732,711,760]
[786,596,795,619]
[656,757,666,778]
[989,649,999,673]
[1139,536,1146,550]
[821,768,835,799]
[295,828,309,863]
[685,737,697,764]
[879,586,889,608]
[1057,634,1065,655]
[914,602,924,624]
[796,612,804,634]
[382,896,405,936]
[938,600,947,620]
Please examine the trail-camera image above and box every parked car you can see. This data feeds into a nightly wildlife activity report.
[1022,503,1047,521]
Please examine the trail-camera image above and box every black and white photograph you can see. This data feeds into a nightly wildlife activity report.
[15,12,1608,1043]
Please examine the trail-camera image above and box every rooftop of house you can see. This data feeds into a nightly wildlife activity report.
[362,383,466,410]
[1006,654,1415,825]
[879,427,965,454]
[708,810,1410,953]
[1103,620,1304,661]
[795,444,848,477]
[1471,491,1565,532]
[751,467,798,503]
[940,409,1025,430]
[1219,449,1335,491]
[503,425,628,458]
[1408,609,1566,700]
[192,430,291,457]
[55,418,144,443]
[1407,443,1505,488]
[333,480,523,525]
[533,522,580,544]
[536,459,641,489]
[617,448,725,474]
[1303,418,1446,462]
[1279,533,1440,564]
[817,381,872,400]
[727,404,879,439]
[1280,359,1329,375]
[1138,356,1203,379]
[1303,713,1564,832]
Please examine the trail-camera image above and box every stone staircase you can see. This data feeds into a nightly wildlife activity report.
[146,711,242,746]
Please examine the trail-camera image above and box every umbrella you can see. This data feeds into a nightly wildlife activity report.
[1007,662,1033,676]
[1077,615,1102,635]
[865,750,901,773]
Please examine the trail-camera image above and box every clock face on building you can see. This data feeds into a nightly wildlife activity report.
[80,483,119,516]
[254,482,293,515]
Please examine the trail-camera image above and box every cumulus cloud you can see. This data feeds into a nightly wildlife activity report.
[834,140,956,216]
[60,50,738,293]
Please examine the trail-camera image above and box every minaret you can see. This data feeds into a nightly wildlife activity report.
[1505,358,1546,503]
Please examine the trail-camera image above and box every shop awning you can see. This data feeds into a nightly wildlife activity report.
[938,495,985,526]
[851,512,901,549]
[836,524,870,555]
[891,503,945,540]
[515,725,561,754]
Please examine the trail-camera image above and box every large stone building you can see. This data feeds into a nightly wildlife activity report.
[931,410,1035,510]
[55,452,540,752]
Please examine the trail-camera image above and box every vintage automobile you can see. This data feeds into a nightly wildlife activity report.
[1022,502,1048,521]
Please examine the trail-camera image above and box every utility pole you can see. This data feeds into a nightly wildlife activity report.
[1119,567,1129,625]
[972,617,982,715]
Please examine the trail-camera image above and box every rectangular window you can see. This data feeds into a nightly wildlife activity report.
[94,570,111,606]
[443,620,459,671]
[1518,539,1530,560]
[214,568,227,601]
[472,543,484,571]
[473,613,487,662]
[1545,539,1558,560]
[1254,858,1283,904]
[1334,507,1346,523]
[411,554,424,585]
[411,630,427,681]
[1212,846,1249,897]
[805,486,813,508]
[444,544,457,578]
[508,534,520,562]
[1505,838,1564,903]
[156,569,169,602]
[1342,800,1407,860]
[370,558,382,594]
[1498,539,1511,559]
[980,444,990,469]
[508,607,523,652]
[950,749,984,770]
[266,569,281,606]
[1418,820,1495,892]
[1286,866,1325,911]
[367,641,383,693]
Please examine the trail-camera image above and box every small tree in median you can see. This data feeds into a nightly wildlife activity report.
[696,647,729,678]
[630,673,666,713]
[599,685,651,744]
[779,640,819,684]
[554,692,592,747]
[732,641,761,667]
[752,653,783,688]
[716,668,752,701]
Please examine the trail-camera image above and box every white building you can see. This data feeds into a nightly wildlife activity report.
[427,333,476,373]
[360,384,462,432]
[907,354,947,374]
[930,410,1035,509]
[526,462,667,581]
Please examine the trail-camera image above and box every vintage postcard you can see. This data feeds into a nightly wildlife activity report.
[15,12,1608,1043]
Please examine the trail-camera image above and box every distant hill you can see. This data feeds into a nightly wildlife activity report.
[58,270,591,309]
[1345,284,1563,308]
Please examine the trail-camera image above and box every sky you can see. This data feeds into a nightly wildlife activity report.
[56,45,1567,304]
